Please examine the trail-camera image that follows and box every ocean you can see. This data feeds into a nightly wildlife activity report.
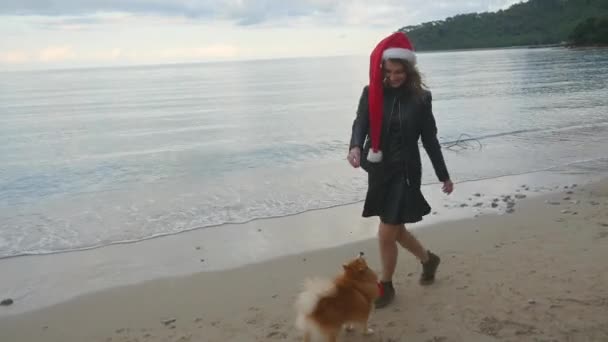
[1,47,608,259]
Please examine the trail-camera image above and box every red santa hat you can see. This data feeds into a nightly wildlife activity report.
[366,31,417,163]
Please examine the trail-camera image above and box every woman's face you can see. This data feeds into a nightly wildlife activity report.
[384,59,407,88]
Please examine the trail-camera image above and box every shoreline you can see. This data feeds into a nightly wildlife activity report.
[0,167,606,318]
[0,175,607,341]
[3,155,606,261]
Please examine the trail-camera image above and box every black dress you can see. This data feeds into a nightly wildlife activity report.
[349,85,450,225]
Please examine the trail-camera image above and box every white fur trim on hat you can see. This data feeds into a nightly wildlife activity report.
[367,149,383,163]
[382,48,416,65]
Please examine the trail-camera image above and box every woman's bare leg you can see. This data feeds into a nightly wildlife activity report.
[395,225,429,262]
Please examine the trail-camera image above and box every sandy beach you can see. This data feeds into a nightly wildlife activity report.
[1,177,608,342]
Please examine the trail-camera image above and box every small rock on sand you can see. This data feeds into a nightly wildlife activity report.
[161,318,176,326]
[1,298,13,306]
[491,202,498,208]
[546,201,561,205]
[515,194,526,199]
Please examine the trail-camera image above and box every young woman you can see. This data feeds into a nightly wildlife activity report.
[347,32,454,308]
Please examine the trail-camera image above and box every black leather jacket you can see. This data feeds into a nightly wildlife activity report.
[349,85,450,186]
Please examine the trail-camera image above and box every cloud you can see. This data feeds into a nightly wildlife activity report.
[0,50,30,63]
[2,0,528,27]
[38,46,74,61]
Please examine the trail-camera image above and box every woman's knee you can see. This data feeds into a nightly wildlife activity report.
[378,222,401,244]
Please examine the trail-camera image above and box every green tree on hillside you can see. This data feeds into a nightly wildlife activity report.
[399,0,608,50]
[569,16,608,45]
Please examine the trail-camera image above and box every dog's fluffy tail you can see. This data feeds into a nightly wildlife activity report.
[294,277,334,333]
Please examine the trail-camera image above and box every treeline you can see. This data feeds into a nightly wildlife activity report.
[400,0,608,50]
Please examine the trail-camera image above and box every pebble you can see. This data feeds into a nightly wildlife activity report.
[161,318,176,326]
[0,298,13,306]
[515,194,527,199]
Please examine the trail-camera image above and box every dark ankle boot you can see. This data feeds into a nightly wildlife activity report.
[420,251,440,285]
[374,281,395,308]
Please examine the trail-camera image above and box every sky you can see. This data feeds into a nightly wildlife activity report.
[0,0,525,70]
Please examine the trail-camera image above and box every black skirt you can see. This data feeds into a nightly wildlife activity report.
[362,163,431,224]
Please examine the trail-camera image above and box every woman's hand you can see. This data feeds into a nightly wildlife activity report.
[442,180,454,194]
[347,147,361,168]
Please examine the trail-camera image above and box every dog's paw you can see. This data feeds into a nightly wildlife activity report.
[345,324,355,332]
[363,327,374,335]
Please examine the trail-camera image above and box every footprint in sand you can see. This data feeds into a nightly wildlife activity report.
[175,334,192,342]
[426,337,448,342]
[478,316,537,337]
[266,330,288,339]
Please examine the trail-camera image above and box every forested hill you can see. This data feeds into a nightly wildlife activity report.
[400,0,608,50]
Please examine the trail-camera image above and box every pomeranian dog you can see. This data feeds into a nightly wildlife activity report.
[294,252,380,342]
